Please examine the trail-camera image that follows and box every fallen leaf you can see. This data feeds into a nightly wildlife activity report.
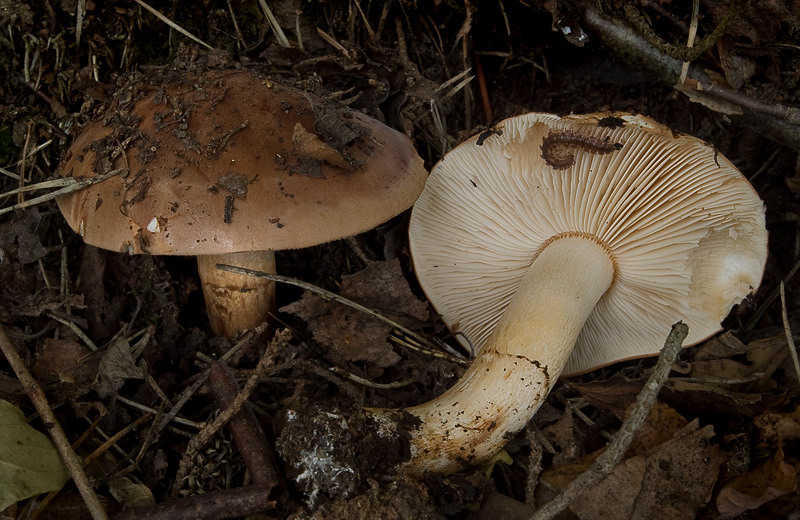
[693,332,748,361]
[281,260,428,373]
[0,207,48,264]
[626,401,688,456]
[706,0,799,46]
[753,405,800,448]
[661,379,789,417]
[716,444,797,519]
[108,475,156,510]
[543,408,580,466]
[570,374,644,417]
[0,399,70,510]
[92,335,143,398]
[33,338,99,401]
[563,420,724,520]
[0,289,84,320]
[572,378,689,454]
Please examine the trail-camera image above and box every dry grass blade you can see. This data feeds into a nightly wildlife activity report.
[329,365,416,389]
[316,27,351,57]
[0,169,124,217]
[437,68,475,103]
[132,0,213,50]
[678,0,700,85]
[257,0,290,48]
[780,282,800,381]
[216,264,468,365]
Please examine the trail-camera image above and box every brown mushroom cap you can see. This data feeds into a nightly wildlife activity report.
[409,112,768,376]
[57,69,427,255]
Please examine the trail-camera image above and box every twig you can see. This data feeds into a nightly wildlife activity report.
[0,326,109,520]
[389,329,468,364]
[82,413,152,469]
[435,68,474,104]
[316,27,351,57]
[353,0,376,40]
[18,121,33,204]
[257,0,290,48]
[670,373,763,385]
[779,282,800,381]
[132,0,213,50]
[0,168,125,217]
[215,264,467,365]
[623,0,743,63]
[173,331,283,494]
[46,311,98,351]
[524,426,544,507]
[114,485,275,520]
[225,0,246,50]
[329,366,416,389]
[116,396,203,429]
[530,322,689,520]
[208,361,281,490]
[678,0,700,85]
[76,0,86,44]
[474,53,492,123]
[581,4,800,149]
[746,255,800,331]
[152,327,261,435]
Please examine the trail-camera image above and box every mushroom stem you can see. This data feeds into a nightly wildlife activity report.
[386,235,615,474]
[197,251,277,338]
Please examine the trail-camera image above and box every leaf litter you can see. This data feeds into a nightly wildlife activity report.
[0,0,799,518]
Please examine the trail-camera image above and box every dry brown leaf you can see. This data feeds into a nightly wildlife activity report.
[693,332,748,361]
[715,444,798,519]
[753,405,800,446]
[662,379,789,417]
[0,207,48,264]
[92,336,143,398]
[338,259,429,328]
[33,338,99,401]
[0,289,85,320]
[281,259,428,372]
[570,374,644,417]
[707,0,800,46]
[543,408,579,466]
[567,420,724,520]
[626,401,688,456]
[689,358,754,381]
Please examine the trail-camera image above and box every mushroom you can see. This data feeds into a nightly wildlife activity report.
[57,69,427,338]
[371,112,767,474]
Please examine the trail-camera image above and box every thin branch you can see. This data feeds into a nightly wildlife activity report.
[114,485,275,520]
[257,0,290,48]
[215,264,468,365]
[208,361,281,490]
[0,326,109,520]
[329,366,416,389]
[779,282,800,381]
[530,322,689,520]
[173,331,284,494]
[132,0,213,50]
[581,3,800,149]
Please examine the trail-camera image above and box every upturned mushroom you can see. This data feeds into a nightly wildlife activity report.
[57,69,426,338]
[369,112,767,474]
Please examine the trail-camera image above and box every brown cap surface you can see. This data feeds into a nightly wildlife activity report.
[57,69,427,255]
[409,112,768,375]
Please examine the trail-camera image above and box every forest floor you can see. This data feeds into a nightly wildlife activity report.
[1,1,800,519]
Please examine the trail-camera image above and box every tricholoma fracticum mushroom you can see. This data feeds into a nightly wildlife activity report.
[363,112,767,475]
[56,69,426,338]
